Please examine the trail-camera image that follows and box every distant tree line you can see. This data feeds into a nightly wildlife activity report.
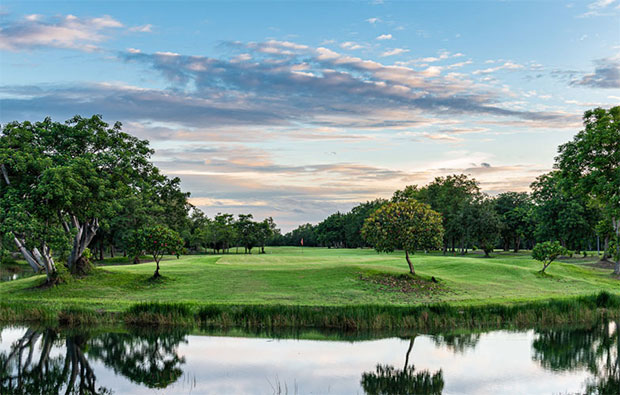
[279,107,620,275]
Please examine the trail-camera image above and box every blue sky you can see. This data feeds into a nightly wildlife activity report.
[1,1,619,230]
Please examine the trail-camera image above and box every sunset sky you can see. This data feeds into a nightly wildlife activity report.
[1,1,619,230]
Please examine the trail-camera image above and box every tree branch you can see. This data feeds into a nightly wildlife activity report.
[0,163,10,185]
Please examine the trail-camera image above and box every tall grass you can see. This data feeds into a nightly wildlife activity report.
[1,292,618,330]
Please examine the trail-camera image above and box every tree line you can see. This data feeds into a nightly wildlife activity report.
[279,107,620,274]
[1,106,618,282]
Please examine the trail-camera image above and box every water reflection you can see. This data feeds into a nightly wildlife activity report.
[0,321,617,394]
[0,328,112,394]
[361,336,444,394]
[0,264,33,282]
[533,320,619,394]
[0,327,187,394]
[87,328,187,389]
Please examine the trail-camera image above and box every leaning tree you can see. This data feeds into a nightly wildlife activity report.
[555,106,620,275]
[0,115,160,283]
[362,200,444,275]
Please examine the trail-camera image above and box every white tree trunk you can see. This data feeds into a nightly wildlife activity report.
[67,216,99,270]
[13,237,43,273]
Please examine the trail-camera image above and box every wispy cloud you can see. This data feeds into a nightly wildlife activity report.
[570,57,620,88]
[0,14,126,51]
[376,34,392,40]
[380,48,409,57]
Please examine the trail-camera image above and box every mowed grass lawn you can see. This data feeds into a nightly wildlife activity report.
[1,247,618,312]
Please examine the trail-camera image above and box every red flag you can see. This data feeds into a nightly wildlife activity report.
[301,238,304,246]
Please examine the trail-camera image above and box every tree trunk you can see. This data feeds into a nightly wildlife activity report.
[601,235,610,262]
[13,236,44,272]
[405,250,415,275]
[513,236,521,253]
[614,218,620,275]
[110,245,115,258]
[99,238,104,261]
[67,216,99,274]
[154,260,160,278]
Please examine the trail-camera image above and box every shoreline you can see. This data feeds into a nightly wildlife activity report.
[2,291,618,331]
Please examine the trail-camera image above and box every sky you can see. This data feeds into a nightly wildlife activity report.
[1,1,619,231]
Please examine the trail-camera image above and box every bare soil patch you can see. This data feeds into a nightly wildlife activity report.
[359,273,447,296]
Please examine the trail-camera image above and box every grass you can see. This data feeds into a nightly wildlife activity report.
[0,247,618,328]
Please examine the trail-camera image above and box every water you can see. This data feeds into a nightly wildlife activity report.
[0,264,33,282]
[0,321,617,394]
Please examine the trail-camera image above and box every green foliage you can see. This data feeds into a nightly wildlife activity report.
[494,192,535,252]
[459,198,501,257]
[317,212,347,248]
[362,200,444,273]
[135,225,184,277]
[531,172,597,252]
[532,241,570,273]
[393,174,482,252]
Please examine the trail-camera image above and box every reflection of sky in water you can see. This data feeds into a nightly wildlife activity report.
[0,327,592,394]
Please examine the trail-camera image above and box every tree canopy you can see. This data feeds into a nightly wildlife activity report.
[362,200,444,275]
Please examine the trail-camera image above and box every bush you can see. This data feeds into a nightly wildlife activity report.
[532,241,569,273]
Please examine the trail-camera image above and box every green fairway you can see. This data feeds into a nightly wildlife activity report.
[1,247,618,312]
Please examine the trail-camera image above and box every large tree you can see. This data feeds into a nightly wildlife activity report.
[531,171,596,252]
[555,106,620,274]
[0,115,175,283]
[362,200,444,275]
[460,198,501,257]
[494,192,534,252]
[394,174,482,253]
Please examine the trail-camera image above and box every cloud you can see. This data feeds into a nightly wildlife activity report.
[380,48,409,57]
[129,24,153,33]
[0,14,124,51]
[570,57,620,88]
[365,17,381,24]
[579,0,619,17]
[340,41,363,50]
[472,61,524,75]
[1,39,572,138]
[376,34,392,40]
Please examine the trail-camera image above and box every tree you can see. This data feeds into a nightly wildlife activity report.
[362,200,444,275]
[136,225,184,278]
[284,223,318,247]
[343,199,387,248]
[256,217,277,254]
[461,198,501,257]
[532,241,569,274]
[316,212,346,248]
[395,175,482,254]
[235,214,258,254]
[0,115,167,282]
[555,106,620,274]
[494,192,534,252]
[531,172,596,252]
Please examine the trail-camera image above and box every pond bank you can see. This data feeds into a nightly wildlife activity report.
[2,291,619,331]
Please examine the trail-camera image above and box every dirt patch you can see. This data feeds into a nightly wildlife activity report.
[359,273,447,296]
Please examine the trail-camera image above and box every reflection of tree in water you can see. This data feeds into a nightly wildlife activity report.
[533,320,619,394]
[432,333,480,354]
[1,327,188,394]
[86,328,187,389]
[361,336,444,395]
[0,328,112,394]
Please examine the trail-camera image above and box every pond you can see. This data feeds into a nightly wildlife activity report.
[0,264,34,282]
[0,321,617,394]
